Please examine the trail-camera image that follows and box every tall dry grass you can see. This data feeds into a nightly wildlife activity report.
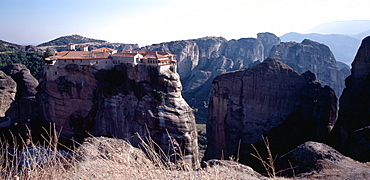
[0,129,277,180]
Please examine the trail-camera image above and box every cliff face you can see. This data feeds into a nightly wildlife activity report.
[330,36,370,162]
[270,39,346,97]
[142,36,267,123]
[204,58,337,165]
[38,63,199,168]
[257,32,281,58]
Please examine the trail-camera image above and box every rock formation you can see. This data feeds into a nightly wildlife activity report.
[329,36,370,162]
[142,36,267,123]
[2,64,39,118]
[0,70,16,117]
[257,32,281,58]
[275,141,370,179]
[204,58,337,167]
[38,63,199,168]
[0,64,39,147]
[270,39,346,97]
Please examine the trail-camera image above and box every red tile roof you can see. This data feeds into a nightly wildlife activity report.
[51,50,111,60]
[111,53,140,57]
[91,47,116,52]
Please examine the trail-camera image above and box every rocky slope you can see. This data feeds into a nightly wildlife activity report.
[329,36,370,162]
[38,63,199,168]
[275,141,370,179]
[270,39,346,97]
[203,58,337,169]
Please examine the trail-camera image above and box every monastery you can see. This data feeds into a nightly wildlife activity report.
[44,43,177,80]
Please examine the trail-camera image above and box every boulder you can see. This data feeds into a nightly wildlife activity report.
[275,141,370,179]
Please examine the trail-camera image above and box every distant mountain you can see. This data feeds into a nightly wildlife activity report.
[353,29,370,40]
[280,32,361,64]
[306,20,370,36]
[37,34,139,53]
[38,34,106,46]
[0,39,41,53]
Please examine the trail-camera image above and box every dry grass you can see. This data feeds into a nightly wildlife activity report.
[0,130,277,180]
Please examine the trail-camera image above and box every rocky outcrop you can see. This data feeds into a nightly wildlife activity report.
[38,63,199,168]
[257,32,281,58]
[329,36,370,161]
[2,64,39,118]
[0,71,16,117]
[270,39,346,97]
[275,141,370,179]
[204,58,337,167]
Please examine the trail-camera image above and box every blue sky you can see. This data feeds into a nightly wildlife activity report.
[1,0,370,46]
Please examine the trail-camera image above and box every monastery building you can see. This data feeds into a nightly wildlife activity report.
[44,44,177,80]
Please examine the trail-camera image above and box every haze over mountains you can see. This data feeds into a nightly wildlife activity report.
[281,20,370,64]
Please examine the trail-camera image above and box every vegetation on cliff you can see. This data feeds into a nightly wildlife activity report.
[0,51,43,78]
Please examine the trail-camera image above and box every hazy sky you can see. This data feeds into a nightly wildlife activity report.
[1,0,370,46]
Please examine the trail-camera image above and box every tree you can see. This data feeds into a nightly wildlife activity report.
[42,48,54,59]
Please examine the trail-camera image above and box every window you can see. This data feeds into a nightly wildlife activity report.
[96,61,98,64]
[55,72,57,75]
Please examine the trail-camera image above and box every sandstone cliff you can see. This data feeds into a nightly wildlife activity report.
[38,63,199,168]
[330,36,370,162]
[270,39,346,97]
[204,58,337,168]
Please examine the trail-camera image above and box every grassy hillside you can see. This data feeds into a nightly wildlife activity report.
[38,34,106,46]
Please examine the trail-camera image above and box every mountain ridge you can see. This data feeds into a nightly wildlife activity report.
[37,34,107,47]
